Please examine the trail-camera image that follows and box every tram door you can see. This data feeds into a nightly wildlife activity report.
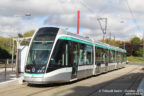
[71,42,79,79]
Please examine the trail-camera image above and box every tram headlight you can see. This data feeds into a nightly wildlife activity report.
[25,68,30,72]
[37,66,46,73]
[42,66,45,72]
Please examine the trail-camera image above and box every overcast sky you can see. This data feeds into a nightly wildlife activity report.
[0,0,143,40]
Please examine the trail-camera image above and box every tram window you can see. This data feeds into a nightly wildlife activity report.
[109,50,112,63]
[85,45,93,65]
[121,53,125,62]
[48,40,69,72]
[74,43,93,66]
[113,51,116,63]
[72,42,79,66]
[120,53,122,62]
[79,44,86,65]
[34,27,59,41]
[103,49,108,63]
[96,47,103,64]
[27,41,52,65]
[117,52,121,62]
[109,50,115,63]
[116,51,119,62]
[124,53,126,62]
[113,51,115,63]
[123,53,126,62]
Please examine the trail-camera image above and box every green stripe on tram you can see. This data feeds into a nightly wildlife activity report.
[25,73,44,75]
[59,36,126,53]
[59,37,93,45]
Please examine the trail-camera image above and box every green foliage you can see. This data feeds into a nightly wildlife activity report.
[21,30,35,45]
[102,38,122,47]
[0,37,11,54]
[23,30,35,37]
[127,56,144,63]
[0,46,11,59]
[136,48,143,57]
[130,36,141,44]
[0,30,35,59]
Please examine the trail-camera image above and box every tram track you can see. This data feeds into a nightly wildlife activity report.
[86,67,139,96]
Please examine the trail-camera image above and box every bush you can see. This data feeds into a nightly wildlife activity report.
[0,47,11,59]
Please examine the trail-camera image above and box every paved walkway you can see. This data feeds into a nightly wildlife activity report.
[0,68,16,82]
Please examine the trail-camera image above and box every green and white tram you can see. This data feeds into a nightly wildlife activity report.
[24,27,127,84]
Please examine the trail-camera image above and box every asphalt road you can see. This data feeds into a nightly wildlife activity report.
[0,64,144,96]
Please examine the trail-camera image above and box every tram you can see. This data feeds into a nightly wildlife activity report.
[24,27,127,84]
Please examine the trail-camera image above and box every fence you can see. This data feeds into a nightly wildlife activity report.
[0,59,16,82]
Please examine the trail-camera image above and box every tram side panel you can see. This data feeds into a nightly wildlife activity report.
[94,47,126,75]
[95,47,110,74]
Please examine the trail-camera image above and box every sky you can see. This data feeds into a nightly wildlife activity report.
[0,0,144,40]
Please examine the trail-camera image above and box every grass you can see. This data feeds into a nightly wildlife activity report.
[127,56,144,63]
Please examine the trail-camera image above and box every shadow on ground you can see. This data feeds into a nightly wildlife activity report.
[27,67,144,96]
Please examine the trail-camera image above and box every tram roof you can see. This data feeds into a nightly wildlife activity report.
[58,28,126,53]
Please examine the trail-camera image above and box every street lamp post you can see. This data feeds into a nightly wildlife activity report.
[8,35,14,71]
[14,13,31,78]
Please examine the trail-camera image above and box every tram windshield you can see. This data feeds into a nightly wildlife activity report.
[26,27,59,66]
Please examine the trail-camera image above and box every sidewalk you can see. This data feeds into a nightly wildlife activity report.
[0,71,16,83]
[0,68,23,88]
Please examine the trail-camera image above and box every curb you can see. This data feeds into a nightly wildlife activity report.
[0,79,19,88]
[0,76,24,88]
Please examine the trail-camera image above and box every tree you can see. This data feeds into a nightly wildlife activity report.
[130,36,141,44]
[136,48,143,57]
[23,30,35,37]
[0,36,11,54]
[21,30,35,45]
[0,47,11,59]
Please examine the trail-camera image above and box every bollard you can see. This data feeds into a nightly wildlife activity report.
[12,59,13,72]
[4,59,7,80]
[7,59,9,65]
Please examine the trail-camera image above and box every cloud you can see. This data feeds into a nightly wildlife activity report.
[0,0,144,40]
[0,16,38,37]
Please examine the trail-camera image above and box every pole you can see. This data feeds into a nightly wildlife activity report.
[103,34,105,43]
[12,39,14,71]
[97,18,107,43]
[77,10,80,35]
[5,60,7,80]
[16,39,20,78]
[114,35,115,46]
[143,32,144,60]
[13,13,31,77]
[109,32,111,45]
